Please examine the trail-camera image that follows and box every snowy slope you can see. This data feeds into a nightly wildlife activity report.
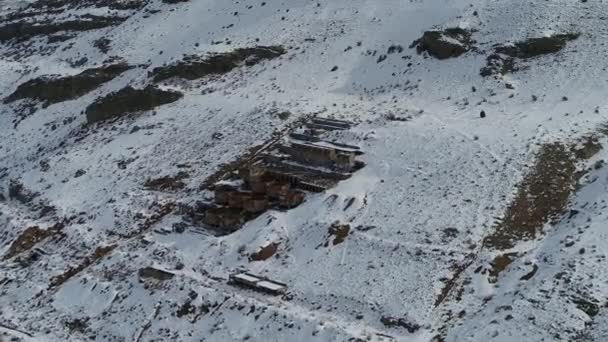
[1,0,608,341]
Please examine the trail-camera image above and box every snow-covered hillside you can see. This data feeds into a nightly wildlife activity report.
[1,0,608,341]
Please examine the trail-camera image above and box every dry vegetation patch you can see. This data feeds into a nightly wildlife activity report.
[484,142,580,250]
[3,223,64,260]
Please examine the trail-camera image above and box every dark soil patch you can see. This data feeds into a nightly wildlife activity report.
[144,171,189,191]
[410,28,473,59]
[3,222,64,260]
[4,63,133,107]
[0,15,126,43]
[249,242,279,261]
[150,46,286,82]
[138,267,174,281]
[49,244,116,288]
[481,33,579,76]
[85,85,183,124]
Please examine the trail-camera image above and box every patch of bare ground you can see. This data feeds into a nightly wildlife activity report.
[3,222,64,260]
[49,244,116,289]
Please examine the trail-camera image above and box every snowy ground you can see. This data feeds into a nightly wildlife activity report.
[1,0,608,341]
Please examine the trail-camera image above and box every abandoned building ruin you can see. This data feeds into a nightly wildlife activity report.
[200,117,364,234]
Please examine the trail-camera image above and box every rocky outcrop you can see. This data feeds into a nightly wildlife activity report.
[411,28,473,59]
[495,33,579,59]
[85,85,183,124]
[249,242,279,261]
[0,15,126,43]
[4,63,133,107]
[481,33,580,76]
[150,46,286,82]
